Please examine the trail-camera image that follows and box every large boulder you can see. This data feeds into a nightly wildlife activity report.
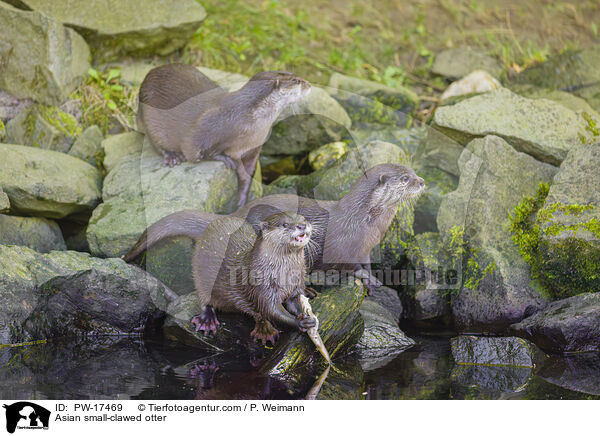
[87,137,262,259]
[5,104,82,153]
[412,166,458,233]
[432,48,503,80]
[0,245,171,345]
[0,3,89,106]
[437,136,557,331]
[441,70,502,101]
[14,0,206,61]
[68,125,104,167]
[0,215,66,252]
[432,88,596,165]
[510,292,600,353]
[327,73,418,129]
[450,365,532,399]
[0,188,9,213]
[0,143,102,219]
[451,336,542,367]
[537,354,600,397]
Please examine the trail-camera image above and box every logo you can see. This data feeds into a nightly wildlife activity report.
[3,402,50,434]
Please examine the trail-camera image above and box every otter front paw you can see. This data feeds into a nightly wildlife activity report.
[191,307,220,336]
[296,314,317,332]
[251,320,279,346]
[163,150,185,167]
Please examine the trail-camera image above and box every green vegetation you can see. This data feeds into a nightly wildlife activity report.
[509,182,600,299]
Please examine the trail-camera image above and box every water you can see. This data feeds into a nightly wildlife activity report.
[0,335,598,400]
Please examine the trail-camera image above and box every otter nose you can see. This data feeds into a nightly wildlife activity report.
[416,176,425,186]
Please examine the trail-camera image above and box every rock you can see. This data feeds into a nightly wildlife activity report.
[538,354,600,396]
[0,90,32,123]
[0,188,9,213]
[327,72,418,128]
[510,84,600,115]
[0,143,102,219]
[0,215,66,252]
[510,292,600,353]
[432,48,503,80]
[369,286,403,323]
[0,245,171,345]
[432,88,596,165]
[414,126,465,177]
[16,0,206,61]
[412,167,458,233]
[101,131,144,173]
[5,104,82,153]
[437,136,557,331]
[451,365,532,399]
[68,126,104,167]
[0,3,90,106]
[441,70,502,101]
[451,335,542,367]
[309,362,365,400]
[402,233,453,329]
[87,138,262,259]
[308,141,349,171]
[537,143,600,298]
[0,118,4,141]
[356,299,414,367]
[261,281,366,379]
[58,220,90,252]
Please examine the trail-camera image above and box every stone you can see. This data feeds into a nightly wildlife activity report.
[86,139,262,258]
[351,126,426,157]
[16,0,206,61]
[0,118,4,141]
[0,3,90,106]
[510,84,600,115]
[308,141,349,171]
[511,292,600,353]
[0,215,66,253]
[0,143,102,219]
[5,104,82,153]
[412,166,458,234]
[328,72,418,128]
[537,143,600,298]
[0,188,9,213]
[369,286,403,323]
[0,90,32,123]
[441,70,502,101]
[538,354,600,396]
[437,136,557,331]
[432,48,503,79]
[0,245,171,345]
[414,126,464,177]
[68,125,104,167]
[451,335,542,367]
[101,131,144,173]
[432,88,596,165]
[451,365,533,399]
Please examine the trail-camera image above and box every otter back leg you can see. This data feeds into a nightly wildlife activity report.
[251,318,279,346]
[163,150,185,167]
[236,147,261,208]
[191,305,220,335]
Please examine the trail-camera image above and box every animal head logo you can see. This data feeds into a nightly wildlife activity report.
[3,402,50,434]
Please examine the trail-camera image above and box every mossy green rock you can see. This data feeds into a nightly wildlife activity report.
[536,143,600,298]
[511,293,600,353]
[5,104,82,153]
[351,125,426,157]
[451,336,542,367]
[68,125,104,167]
[87,138,262,259]
[328,73,418,128]
[0,118,5,141]
[308,141,349,171]
[0,3,89,106]
[0,143,102,219]
[0,245,171,345]
[432,48,503,79]
[17,0,206,62]
[0,215,66,252]
[438,136,557,331]
[260,281,366,379]
[101,131,144,172]
[432,88,595,165]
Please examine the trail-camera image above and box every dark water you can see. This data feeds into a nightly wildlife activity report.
[0,335,598,400]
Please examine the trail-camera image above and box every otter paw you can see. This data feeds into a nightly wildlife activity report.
[191,308,220,336]
[251,321,280,346]
[189,362,219,389]
[163,151,184,167]
[296,314,317,332]
[363,276,382,296]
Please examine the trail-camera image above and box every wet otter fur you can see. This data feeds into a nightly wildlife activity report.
[192,212,316,345]
[137,64,311,207]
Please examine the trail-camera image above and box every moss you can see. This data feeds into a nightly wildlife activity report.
[38,106,82,138]
[0,118,5,141]
[508,182,600,299]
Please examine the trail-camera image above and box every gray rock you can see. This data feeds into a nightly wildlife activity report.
[451,365,532,399]
[537,143,600,299]
[432,88,595,165]
[356,299,414,366]
[432,48,503,79]
[87,138,262,258]
[101,131,144,173]
[350,125,426,157]
[0,245,171,345]
[510,293,600,353]
[0,188,9,213]
[538,354,600,396]
[17,0,206,61]
[327,73,418,128]
[0,3,90,106]
[68,126,104,167]
[369,286,403,322]
[0,90,32,123]
[451,335,542,367]
[437,136,557,331]
[5,104,82,153]
[0,143,102,219]
[441,70,502,101]
[0,215,66,252]
[412,166,458,233]
[414,126,465,177]
[510,84,600,115]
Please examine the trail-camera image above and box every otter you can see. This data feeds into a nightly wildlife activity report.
[124,163,425,293]
[137,64,311,207]
[192,212,316,345]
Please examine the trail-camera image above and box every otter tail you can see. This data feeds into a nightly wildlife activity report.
[123,210,216,262]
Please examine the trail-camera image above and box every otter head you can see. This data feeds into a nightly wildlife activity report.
[361,163,426,209]
[248,71,311,117]
[259,212,312,250]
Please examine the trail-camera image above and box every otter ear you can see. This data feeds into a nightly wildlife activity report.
[378,174,389,185]
[259,221,269,232]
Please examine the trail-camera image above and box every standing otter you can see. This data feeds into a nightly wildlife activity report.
[137,64,311,207]
[125,163,425,293]
[192,212,316,344]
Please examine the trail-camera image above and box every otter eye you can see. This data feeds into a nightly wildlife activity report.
[401,175,410,183]
[282,222,289,228]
